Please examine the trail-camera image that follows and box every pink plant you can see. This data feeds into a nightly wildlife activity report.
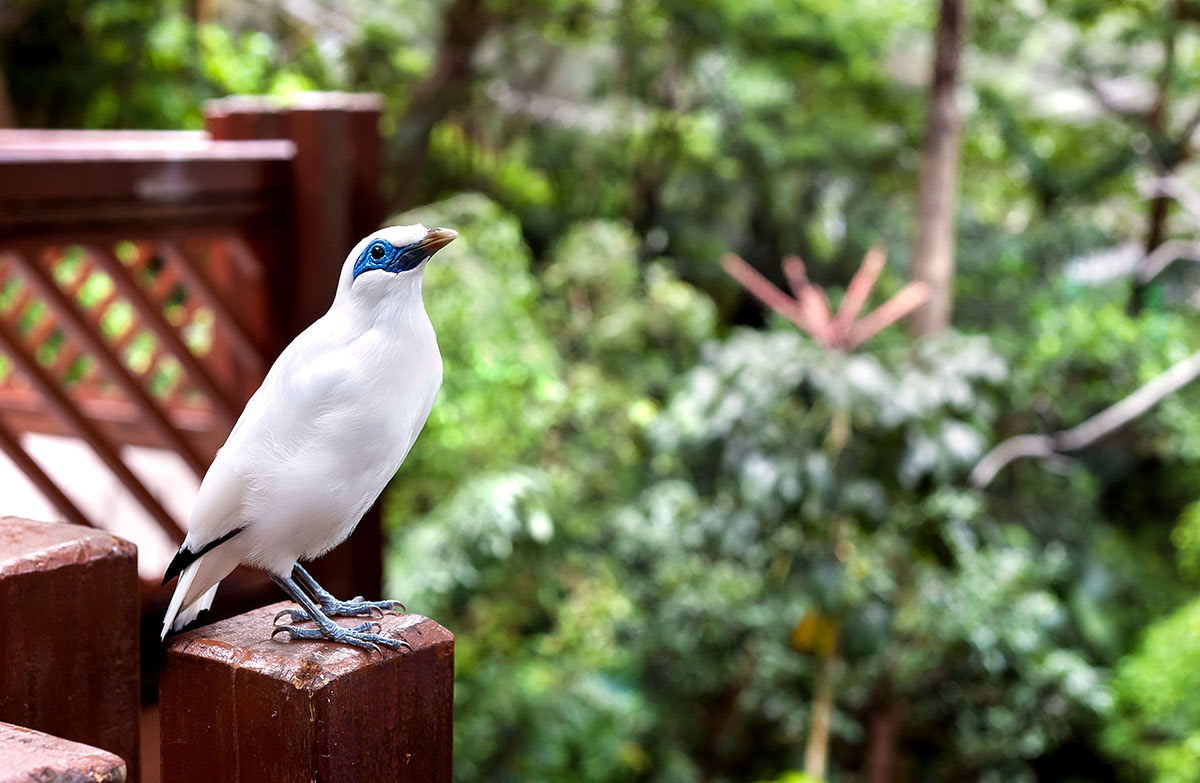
[722,248,930,351]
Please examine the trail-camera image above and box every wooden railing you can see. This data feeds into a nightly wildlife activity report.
[0,517,454,783]
[0,94,386,608]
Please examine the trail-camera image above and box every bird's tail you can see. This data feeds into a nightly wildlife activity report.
[160,547,240,640]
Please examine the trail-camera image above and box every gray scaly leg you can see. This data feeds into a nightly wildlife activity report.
[273,563,405,625]
[269,573,410,653]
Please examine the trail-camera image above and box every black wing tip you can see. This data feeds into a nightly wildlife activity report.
[161,548,190,585]
[160,526,246,586]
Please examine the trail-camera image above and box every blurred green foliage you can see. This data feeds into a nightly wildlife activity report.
[9,0,1200,779]
[1105,597,1200,783]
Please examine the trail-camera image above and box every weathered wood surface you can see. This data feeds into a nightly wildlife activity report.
[0,721,127,783]
[0,518,139,781]
[160,602,453,783]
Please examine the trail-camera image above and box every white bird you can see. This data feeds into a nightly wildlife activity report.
[160,224,456,652]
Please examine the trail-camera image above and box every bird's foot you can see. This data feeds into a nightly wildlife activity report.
[271,620,412,654]
[273,596,405,625]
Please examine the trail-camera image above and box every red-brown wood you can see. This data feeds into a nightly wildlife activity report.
[0,386,220,447]
[160,602,453,783]
[2,249,210,476]
[157,241,264,375]
[0,721,127,783]
[0,518,140,781]
[0,313,186,541]
[79,243,240,426]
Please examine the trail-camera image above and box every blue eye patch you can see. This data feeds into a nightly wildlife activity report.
[352,239,430,280]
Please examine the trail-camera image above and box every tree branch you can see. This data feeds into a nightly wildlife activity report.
[1135,238,1200,283]
[970,347,1200,488]
[1140,175,1200,224]
[1075,68,1151,126]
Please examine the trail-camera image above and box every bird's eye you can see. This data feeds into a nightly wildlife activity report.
[370,244,385,260]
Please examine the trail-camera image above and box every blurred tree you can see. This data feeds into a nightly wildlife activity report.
[0,0,330,128]
[1056,0,1200,311]
[910,0,965,335]
[8,1,1200,778]
[1104,500,1200,781]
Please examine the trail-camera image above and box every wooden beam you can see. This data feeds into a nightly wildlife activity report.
[0,518,140,782]
[161,603,454,783]
[0,722,126,783]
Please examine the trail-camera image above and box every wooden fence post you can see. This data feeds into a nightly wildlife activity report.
[0,517,139,781]
[159,602,453,783]
[203,93,386,603]
[0,721,127,782]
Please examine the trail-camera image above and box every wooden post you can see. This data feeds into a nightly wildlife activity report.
[285,94,386,601]
[0,721,127,783]
[160,602,453,783]
[204,92,385,345]
[0,518,139,781]
[202,93,386,602]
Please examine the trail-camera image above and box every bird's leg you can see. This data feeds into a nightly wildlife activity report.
[269,573,411,654]
[273,564,405,625]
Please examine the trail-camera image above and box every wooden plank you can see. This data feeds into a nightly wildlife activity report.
[0,155,293,203]
[0,200,289,237]
[0,518,140,782]
[0,721,127,783]
[283,103,352,343]
[0,313,187,541]
[205,97,288,141]
[0,136,291,161]
[160,603,454,783]
[0,128,207,147]
[344,96,385,241]
[0,385,219,437]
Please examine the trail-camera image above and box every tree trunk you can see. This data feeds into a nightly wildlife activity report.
[1131,3,1180,312]
[1132,193,1171,312]
[910,0,966,335]
[865,679,901,783]
[393,0,493,209]
[803,648,839,780]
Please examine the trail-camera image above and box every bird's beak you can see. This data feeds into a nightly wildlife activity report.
[417,227,458,257]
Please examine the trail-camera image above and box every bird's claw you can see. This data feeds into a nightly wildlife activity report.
[274,608,308,625]
[271,620,411,654]
[280,597,405,623]
[327,597,405,617]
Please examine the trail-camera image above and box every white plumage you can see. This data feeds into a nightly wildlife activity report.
[161,224,455,646]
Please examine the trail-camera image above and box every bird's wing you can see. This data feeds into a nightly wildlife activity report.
[167,315,360,565]
[161,456,246,584]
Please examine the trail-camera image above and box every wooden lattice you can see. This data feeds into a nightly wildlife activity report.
[0,237,268,539]
[0,99,385,604]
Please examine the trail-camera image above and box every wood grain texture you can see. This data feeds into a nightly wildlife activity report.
[160,602,453,783]
[0,518,140,781]
[0,721,127,783]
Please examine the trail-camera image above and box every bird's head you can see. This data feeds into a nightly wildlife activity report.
[334,224,457,305]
